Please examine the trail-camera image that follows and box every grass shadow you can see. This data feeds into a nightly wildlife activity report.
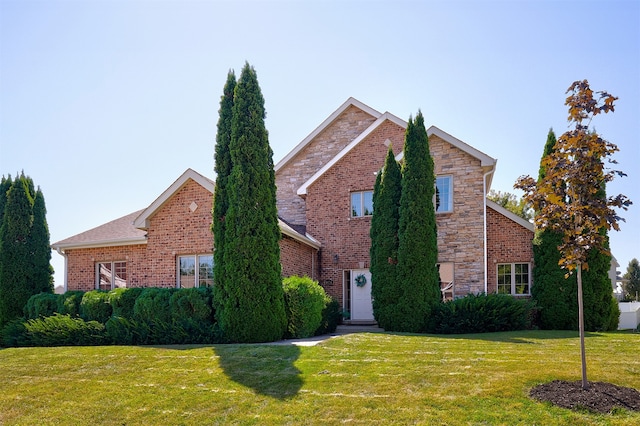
[213,343,303,399]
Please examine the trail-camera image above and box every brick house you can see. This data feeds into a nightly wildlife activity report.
[52,98,534,322]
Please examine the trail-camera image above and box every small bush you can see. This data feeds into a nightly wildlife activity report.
[1,318,28,347]
[315,296,341,336]
[606,297,620,331]
[80,290,113,324]
[109,287,144,319]
[13,314,106,347]
[427,293,532,334]
[134,288,174,323]
[57,291,84,317]
[24,293,59,320]
[282,276,327,339]
[170,287,213,323]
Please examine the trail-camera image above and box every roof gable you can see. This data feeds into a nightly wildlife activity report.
[133,168,215,229]
[275,97,382,172]
[486,199,534,232]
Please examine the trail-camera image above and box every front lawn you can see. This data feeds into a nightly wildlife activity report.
[1,330,638,425]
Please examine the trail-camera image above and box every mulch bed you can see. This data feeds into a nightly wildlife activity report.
[530,380,640,414]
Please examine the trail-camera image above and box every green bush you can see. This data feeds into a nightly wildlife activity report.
[315,296,341,336]
[109,287,144,319]
[134,288,174,323]
[427,293,532,334]
[24,293,59,319]
[282,276,327,339]
[170,287,213,323]
[57,291,84,317]
[1,318,28,347]
[606,297,620,331]
[80,290,113,324]
[6,314,106,347]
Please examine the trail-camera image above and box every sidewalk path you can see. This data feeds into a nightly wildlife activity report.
[268,325,384,346]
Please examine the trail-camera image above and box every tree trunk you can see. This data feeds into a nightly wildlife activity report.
[577,262,589,389]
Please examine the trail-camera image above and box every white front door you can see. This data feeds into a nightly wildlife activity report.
[351,269,374,321]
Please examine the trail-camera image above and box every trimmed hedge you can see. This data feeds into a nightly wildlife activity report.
[80,290,112,324]
[3,314,107,347]
[170,287,213,323]
[282,276,327,339]
[134,288,175,323]
[57,291,83,317]
[109,287,144,319]
[24,293,59,320]
[427,293,532,334]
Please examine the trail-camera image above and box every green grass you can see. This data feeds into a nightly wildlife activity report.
[1,330,639,425]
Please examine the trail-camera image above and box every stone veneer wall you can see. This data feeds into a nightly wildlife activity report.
[275,105,377,227]
[486,206,534,293]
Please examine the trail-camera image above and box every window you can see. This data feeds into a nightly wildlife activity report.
[178,254,213,288]
[497,263,530,295]
[96,261,127,291]
[351,191,373,217]
[435,176,453,213]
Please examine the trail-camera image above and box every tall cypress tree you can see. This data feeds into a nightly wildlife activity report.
[394,112,440,333]
[217,63,286,343]
[0,174,12,227]
[212,70,236,307]
[0,175,35,326]
[370,146,402,329]
[29,188,54,294]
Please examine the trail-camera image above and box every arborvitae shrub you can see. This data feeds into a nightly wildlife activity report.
[607,297,620,331]
[24,293,59,319]
[315,296,341,336]
[57,291,84,317]
[134,288,174,323]
[80,290,113,324]
[170,287,213,323]
[109,287,143,319]
[282,276,327,339]
[21,314,106,346]
[427,293,531,334]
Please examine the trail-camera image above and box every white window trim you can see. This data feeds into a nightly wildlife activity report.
[350,190,373,218]
[497,262,531,296]
[177,254,213,288]
[436,175,453,213]
[95,261,127,290]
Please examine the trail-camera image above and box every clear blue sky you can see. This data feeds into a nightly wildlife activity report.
[1,0,639,290]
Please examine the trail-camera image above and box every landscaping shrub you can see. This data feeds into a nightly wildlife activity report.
[57,291,84,317]
[427,293,532,334]
[80,290,113,324]
[170,287,213,323]
[0,318,28,347]
[7,314,107,346]
[109,287,144,319]
[282,276,326,339]
[315,296,341,336]
[134,288,174,323]
[24,293,59,320]
[606,297,620,331]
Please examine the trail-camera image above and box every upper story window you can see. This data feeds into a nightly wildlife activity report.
[497,263,531,296]
[436,176,453,213]
[96,261,127,291]
[351,191,373,217]
[178,254,213,288]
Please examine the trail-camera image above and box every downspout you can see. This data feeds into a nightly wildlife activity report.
[55,247,68,293]
[483,170,492,295]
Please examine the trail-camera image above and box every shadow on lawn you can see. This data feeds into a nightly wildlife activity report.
[426,330,605,344]
[213,344,303,399]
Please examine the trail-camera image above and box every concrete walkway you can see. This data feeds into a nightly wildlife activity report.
[268,324,384,346]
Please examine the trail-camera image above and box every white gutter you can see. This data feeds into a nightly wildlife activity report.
[483,169,492,294]
[55,247,68,293]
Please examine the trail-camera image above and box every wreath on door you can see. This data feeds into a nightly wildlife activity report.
[355,274,367,287]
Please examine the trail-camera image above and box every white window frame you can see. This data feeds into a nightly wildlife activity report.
[435,175,453,213]
[177,254,213,288]
[497,262,531,296]
[351,191,373,217]
[95,261,127,291]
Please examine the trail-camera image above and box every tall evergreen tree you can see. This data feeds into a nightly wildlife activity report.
[28,188,54,294]
[623,258,640,300]
[0,174,13,227]
[370,146,402,329]
[212,70,236,305]
[216,63,286,343]
[394,112,440,333]
[0,175,35,326]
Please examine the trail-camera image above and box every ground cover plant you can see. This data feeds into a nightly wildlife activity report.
[1,330,638,425]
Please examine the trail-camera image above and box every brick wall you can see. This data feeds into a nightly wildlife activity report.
[280,235,318,279]
[486,205,534,293]
[276,105,377,227]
